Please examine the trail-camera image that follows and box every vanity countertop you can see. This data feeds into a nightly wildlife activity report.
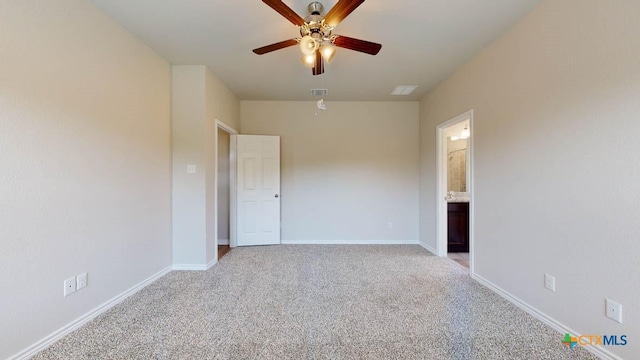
[447,198,470,203]
[446,192,470,203]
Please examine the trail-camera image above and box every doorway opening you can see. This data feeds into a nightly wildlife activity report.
[436,110,474,272]
[215,120,238,260]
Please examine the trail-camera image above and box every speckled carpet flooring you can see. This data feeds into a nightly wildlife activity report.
[34,245,597,359]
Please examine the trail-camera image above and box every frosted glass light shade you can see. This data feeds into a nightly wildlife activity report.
[319,44,336,63]
[299,35,317,55]
[301,54,315,68]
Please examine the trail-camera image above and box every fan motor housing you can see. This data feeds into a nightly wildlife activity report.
[301,3,332,40]
[308,2,324,15]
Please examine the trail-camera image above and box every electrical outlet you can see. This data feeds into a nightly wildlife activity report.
[64,277,76,297]
[77,273,87,290]
[606,299,623,323]
[187,164,196,174]
[388,222,393,230]
[544,274,555,292]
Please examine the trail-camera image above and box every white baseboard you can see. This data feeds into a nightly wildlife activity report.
[472,273,621,360]
[218,238,229,245]
[206,258,217,269]
[280,239,419,245]
[173,258,218,271]
[9,266,172,360]
[172,264,208,271]
[418,241,437,255]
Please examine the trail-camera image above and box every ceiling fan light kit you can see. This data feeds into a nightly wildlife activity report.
[320,44,336,63]
[301,53,316,68]
[299,35,318,55]
[253,0,382,76]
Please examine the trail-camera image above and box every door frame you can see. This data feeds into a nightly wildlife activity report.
[436,110,475,273]
[214,119,238,261]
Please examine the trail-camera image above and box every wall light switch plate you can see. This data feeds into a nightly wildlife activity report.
[187,164,197,174]
[77,272,87,290]
[544,274,555,292]
[64,277,76,297]
[606,299,623,323]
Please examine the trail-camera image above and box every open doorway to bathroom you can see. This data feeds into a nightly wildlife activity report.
[436,111,473,271]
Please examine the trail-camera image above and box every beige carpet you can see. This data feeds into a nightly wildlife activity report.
[33,245,597,359]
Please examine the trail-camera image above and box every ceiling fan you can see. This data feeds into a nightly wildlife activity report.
[253,0,382,76]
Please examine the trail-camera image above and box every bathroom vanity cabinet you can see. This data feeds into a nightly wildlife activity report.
[447,202,469,252]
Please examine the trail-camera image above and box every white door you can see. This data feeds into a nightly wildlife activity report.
[236,135,281,246]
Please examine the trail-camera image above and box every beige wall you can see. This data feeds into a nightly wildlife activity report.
[172,66,207,265]
[217,130,231,244]
[241,101,420,243]
[205,68,240,132]
[172,65,239,266]
[419,0,640,357]
[205,68,240,263]
[0,0,172,358]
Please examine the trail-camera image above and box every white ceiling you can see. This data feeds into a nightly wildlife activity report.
[90,0,541,101]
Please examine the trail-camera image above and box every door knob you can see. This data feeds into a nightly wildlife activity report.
[275,194,279,198]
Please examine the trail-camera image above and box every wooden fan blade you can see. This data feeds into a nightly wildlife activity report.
[333,35,382,55]
[262,0,306,26]
[323,0,365,27]
[253,39,298,55]
[312,50,324,75]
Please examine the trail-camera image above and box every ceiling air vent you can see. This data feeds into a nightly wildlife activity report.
[391,85,419,96]
[310,88,328,96]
